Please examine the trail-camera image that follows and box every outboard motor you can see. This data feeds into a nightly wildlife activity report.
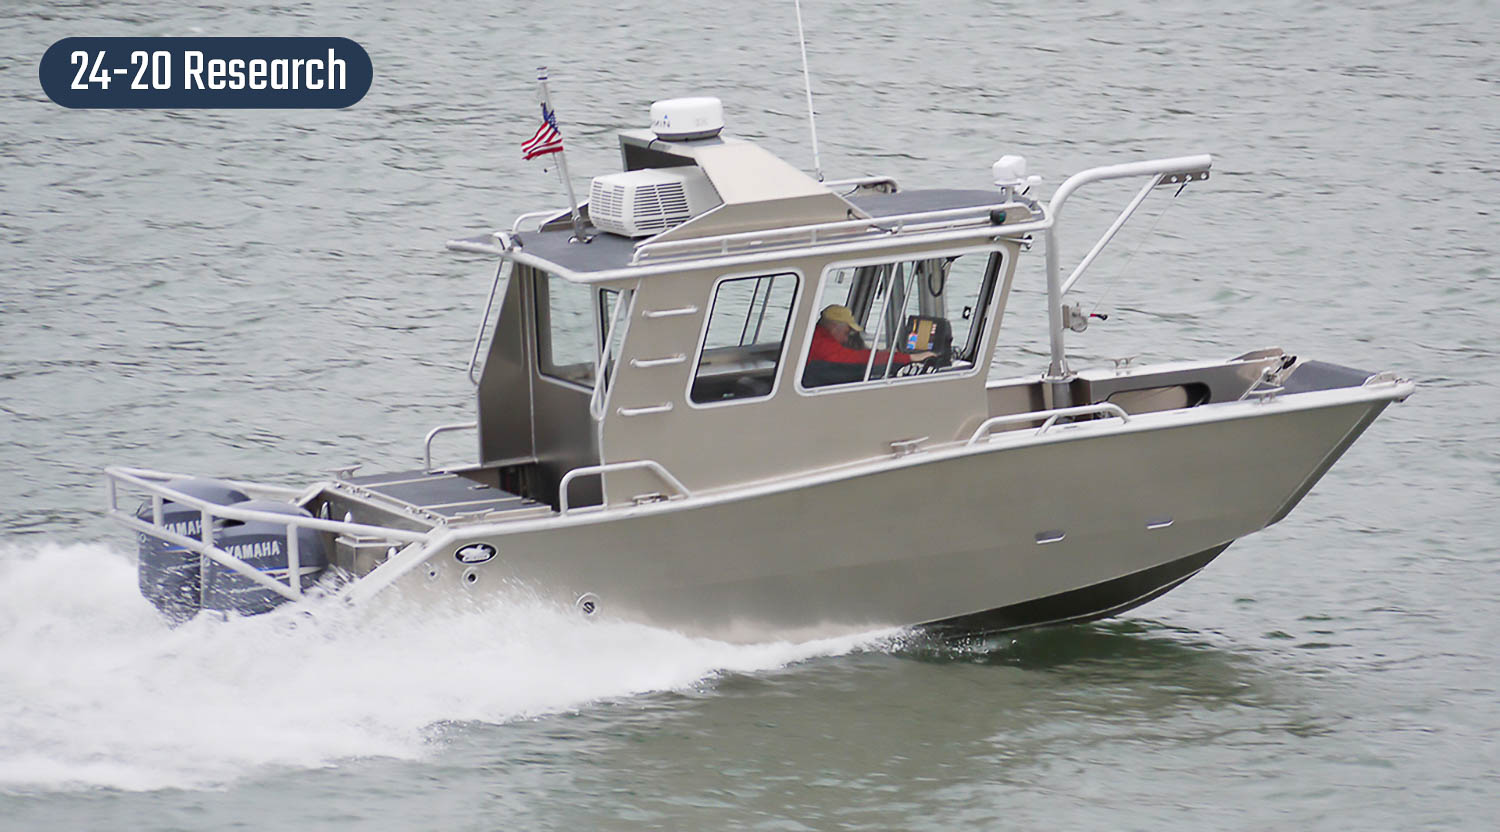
[202,500,327,616]
[137,478,250,623]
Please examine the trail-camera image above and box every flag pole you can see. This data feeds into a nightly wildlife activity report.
[536,66,589,243]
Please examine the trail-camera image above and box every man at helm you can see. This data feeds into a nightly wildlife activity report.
[803,304,936,387]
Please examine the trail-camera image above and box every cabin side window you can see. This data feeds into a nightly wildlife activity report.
[801,251,1001,390]
[535,272,600,388]
[689,272,799,404]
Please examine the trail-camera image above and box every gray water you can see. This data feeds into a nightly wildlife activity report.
[3,0,1498,828]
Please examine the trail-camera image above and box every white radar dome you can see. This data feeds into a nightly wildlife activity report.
[992,155,1028,188]
[650,97,725,141]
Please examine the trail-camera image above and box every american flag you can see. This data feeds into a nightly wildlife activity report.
[522,103,564,160]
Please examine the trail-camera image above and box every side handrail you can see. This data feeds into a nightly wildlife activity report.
[966,403,1130,446]
[557,460,691,515]
[424,422,479,472]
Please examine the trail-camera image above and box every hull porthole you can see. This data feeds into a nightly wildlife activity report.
[575,592,600,616]
[462,567,480,587]
[425,563,442,582]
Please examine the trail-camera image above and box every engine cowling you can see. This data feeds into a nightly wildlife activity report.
[202,500,327,616]
[136,478,249,623]
[136,481,328,621]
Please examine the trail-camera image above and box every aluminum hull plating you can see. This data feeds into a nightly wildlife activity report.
[390,387,1402,642]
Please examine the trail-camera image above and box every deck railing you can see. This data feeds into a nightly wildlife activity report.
[966,403,1130,446]
[558,460,692,515]
[629,201,1037,265]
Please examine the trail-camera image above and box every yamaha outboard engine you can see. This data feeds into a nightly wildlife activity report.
[137,482,329,621]
[137,478,249,623]
[202,500,327,616]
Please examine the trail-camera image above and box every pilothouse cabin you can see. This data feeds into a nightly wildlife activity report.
[451,98,1033,511]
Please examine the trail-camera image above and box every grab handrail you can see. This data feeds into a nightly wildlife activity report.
[966,403,1130,445]
[467,261,511,386]
[424,422,478,472]
[557,459,691,515]
[589,288,634,422]
[511,208,570,233]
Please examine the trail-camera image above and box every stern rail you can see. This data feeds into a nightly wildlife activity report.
[106,466,435,604]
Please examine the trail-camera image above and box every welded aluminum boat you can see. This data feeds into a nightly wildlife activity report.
[108,99,1412,640]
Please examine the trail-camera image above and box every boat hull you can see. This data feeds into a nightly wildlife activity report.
[919,542,1230,636]
[391,392,1396,641]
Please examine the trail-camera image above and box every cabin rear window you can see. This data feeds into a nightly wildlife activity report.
[801,252,1001,390]
[535,272,601,388]
[689,272,798,404]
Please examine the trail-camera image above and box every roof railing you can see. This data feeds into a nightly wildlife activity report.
[629,201,1038,265]
[823,175,900,195]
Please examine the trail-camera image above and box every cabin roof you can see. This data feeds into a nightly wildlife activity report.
[496,188,1015,279]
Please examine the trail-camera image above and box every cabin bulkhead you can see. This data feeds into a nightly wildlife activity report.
[467,125,1029,511]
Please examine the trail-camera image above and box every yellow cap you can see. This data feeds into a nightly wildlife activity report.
[820,304,863,333]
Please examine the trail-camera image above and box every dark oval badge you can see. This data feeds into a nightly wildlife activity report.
[454,543,497,565]
[40,37,371,109]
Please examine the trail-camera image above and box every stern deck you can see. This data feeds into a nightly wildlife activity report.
[342,470,551,521]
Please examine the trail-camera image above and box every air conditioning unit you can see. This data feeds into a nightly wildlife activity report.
[588,167,721,238]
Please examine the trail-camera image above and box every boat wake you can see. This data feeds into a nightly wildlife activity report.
[0,540,881,793]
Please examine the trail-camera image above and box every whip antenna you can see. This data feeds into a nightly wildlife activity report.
[793,0,824,181]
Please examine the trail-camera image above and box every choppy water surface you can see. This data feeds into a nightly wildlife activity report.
[3,0,1498,828]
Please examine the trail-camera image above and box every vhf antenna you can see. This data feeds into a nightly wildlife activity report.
[793,0,824,181]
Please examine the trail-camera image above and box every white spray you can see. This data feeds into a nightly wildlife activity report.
[0,540,884,793]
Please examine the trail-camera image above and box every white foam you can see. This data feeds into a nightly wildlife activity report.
[0,540,882,793]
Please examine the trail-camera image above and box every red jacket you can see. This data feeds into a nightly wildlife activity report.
[808,325,911,366]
